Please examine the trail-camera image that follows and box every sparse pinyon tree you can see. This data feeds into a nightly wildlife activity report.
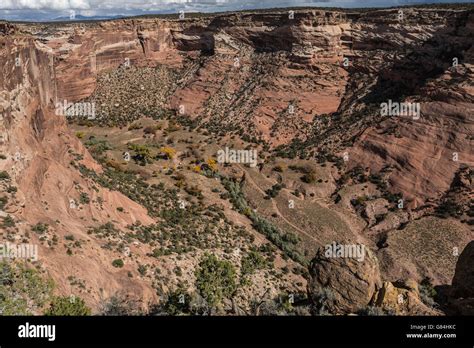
[45,296,91,316]
[0,262,53,315]
[195,253,237,309]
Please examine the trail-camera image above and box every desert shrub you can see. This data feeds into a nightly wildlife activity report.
[0,196,7,210]
[251,292,308,316]
[301,167,317,184]
[112,259,124,268]
[45,296,91,316]
[160,288,193,315]
[159,147,176,160]
[369,173,384,186]
[195,254,237,308]
[351,196,368,208]
[0,261,54,315]
[137,264,147,276]
[143,125,158,135]
[358,306,389,316]
[75,131,85,139]
[265,184,283,198]
[273,164,285,172]
[310,286,336,316]
[79,192,90,204]
[84,137,112,157]
[103,159,122,172]
[128,122,142,131]
[32,223,49,235]
[241,250,267,276]
[88,222,120,239]
[128,144,154,165]
[99,294,143,316]
[383,192,403,205]
[0,171,10,180]
[419,278,438,308]
[1,215,15,228]
[436,198,462,218]
[166,121,180,132]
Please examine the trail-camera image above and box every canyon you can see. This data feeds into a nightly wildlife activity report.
[0,6,472,315]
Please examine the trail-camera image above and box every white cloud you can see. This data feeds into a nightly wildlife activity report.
[0,0,91,10]
[0,0,469,20]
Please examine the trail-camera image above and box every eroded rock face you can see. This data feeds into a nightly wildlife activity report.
[0,36,157,309]
[441,241,474,315]
[307,243,382,314]
[451,241,474,299]
[373,280,439,315]
[308,245,443,315]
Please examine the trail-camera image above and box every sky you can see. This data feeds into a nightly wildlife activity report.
[0,0,471,21]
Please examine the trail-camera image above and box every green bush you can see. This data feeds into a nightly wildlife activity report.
[161,288,192,315]
[241,250,267,276]
[0,171,10,180]
[32,223,49,235]
[301,170,317,184]
[0,196,7,210]
[128,143,154,165]
[195,254,237,308]
[419,278,438,308]
[79,192,90,204]
[45,296,91,316]
[99,294,142,316]
[0,262,54,315]
[1,215,15,228]
[112,259,124,268]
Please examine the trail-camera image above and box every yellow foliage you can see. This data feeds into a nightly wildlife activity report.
[160,147,176,159]
[206,158,218,172]
[243,207,253,217]
[75,131,85,139]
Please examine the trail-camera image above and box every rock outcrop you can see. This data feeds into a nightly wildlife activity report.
[373,280,439,315]
[307,243,382,314]
[308,244,441,315]
[452,241,474,298]
[445,241,474,315]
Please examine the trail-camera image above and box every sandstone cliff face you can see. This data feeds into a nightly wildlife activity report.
[0,35,156,308]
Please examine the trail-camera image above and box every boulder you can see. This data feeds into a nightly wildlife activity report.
[444,241,474,315]
[307,243,382,314]
[451,241,474,298]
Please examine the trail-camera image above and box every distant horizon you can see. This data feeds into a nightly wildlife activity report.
[0,0,472,22]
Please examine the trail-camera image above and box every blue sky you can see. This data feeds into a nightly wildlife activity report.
[0,0,471,21]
